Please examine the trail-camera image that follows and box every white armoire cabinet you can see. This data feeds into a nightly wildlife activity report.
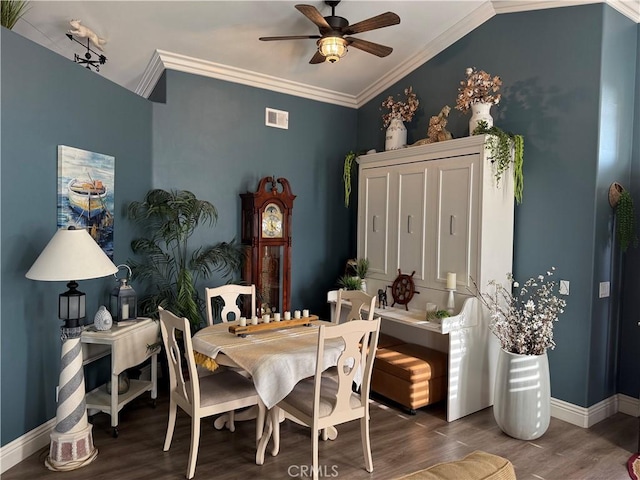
[356,135,514,421]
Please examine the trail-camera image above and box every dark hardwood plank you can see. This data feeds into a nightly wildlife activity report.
[3,389,637,480]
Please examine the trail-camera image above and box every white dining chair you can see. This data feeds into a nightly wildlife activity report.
[257,318,381,480]
[333,288,376,324]
[159,307,265,479]
[205,284,256,325]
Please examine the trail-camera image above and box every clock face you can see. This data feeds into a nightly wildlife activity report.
[262,203,283,238]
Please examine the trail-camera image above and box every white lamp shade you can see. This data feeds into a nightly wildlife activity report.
[26,227,118,281]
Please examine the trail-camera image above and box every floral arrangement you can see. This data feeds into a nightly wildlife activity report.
[475,267,566,356]
[381,86,419,127]
[455,67,502,113]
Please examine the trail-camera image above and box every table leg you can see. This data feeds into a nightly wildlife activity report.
[110,372,118,437]
[214,405,260,430]
[151,353,158,405]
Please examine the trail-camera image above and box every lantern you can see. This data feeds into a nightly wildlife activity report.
[110,264,137,322]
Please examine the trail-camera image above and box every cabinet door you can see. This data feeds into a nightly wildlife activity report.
[358,169,391,278]
[431,155,479,290]
[395,164,428,284]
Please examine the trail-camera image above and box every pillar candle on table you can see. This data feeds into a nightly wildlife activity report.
[446,272,457,290]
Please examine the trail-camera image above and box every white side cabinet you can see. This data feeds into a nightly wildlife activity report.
[81,318,159,437]
[357,135,514,420]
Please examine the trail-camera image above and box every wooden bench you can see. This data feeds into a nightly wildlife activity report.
[372,336,448,414]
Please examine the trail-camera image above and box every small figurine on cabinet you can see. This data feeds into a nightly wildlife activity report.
[378,288,388,309]
[413,105,453,146]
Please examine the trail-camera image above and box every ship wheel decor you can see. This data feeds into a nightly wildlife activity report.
[390,269,419,310]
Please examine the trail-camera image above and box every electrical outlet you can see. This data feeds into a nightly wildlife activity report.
[599,281,610,298]
[559,280,569,295]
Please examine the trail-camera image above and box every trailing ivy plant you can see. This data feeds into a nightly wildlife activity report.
[127,189,244,330]
[343,151,357,207]
[472,121,524,204]
[616,190,638,253]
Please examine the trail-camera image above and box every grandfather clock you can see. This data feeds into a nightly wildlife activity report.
[240,176,295,315]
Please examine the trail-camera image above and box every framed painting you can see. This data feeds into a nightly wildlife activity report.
[57,145,115,258]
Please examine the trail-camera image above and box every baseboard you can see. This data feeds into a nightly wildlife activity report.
[618,394,640,416]
[551,394,637,428]
[0,418,54,474]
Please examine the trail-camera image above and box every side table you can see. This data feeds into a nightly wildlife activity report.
[81,317,159,437]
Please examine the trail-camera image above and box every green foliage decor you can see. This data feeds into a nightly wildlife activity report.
[472,121,524,204]
[616,190,638,252]
[355,258,369,278]
[127,189,243,330]
[343,151,357,207]
[337,275,362,291]
[1,1,29,29]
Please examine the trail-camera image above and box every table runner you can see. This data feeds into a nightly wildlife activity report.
[192,321,344,408]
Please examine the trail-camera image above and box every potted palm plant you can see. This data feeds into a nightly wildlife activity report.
[127,189,243,330]
[1,0,29,29]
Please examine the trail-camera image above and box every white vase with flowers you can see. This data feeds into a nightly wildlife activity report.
[456,67,502,135]
[476,267,567,440]
[381,86,419,151]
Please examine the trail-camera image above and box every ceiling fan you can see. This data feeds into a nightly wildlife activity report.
[259,1,400,64]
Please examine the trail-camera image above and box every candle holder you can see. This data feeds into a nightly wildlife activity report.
[446,289,456,315]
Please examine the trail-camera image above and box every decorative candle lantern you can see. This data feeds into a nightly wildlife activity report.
[110,264,137,322]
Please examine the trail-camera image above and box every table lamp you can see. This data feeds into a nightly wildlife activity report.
[25,226,118,471]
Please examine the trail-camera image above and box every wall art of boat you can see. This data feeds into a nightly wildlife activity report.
[67,178,107,219]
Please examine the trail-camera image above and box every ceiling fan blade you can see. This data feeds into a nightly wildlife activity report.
[346,37,393,57]
[296,4,331,30]
[344,12,400,35]
[260,35,321,41]
[309,50,326,64]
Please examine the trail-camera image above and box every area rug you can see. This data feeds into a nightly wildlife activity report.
[628,453,640,480]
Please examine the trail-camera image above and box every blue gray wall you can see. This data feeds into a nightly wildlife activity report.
[617,23,640,398]
[150,70,356,314]
[0,28,153,445]
[356,4,638,408]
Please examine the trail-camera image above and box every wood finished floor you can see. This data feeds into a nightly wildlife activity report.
[4,388,637,480]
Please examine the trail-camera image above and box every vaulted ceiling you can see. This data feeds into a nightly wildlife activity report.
[12,1,640,107]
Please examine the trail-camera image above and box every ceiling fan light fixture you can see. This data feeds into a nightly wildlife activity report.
[318,36,347,63]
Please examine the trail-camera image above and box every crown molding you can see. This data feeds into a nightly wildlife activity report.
[356,1,496,107]
[136,50,358,108]
[135,0,637,105]
[492,0,639,22]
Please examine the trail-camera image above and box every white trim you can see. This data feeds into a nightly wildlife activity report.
[136,50,358,108]
[492,0,639,22]
[618,393,640,416]
[134,1,637,105]
[550,394,636,428]
[0,418,54,474]
[357,1,496,106]
[135,50,166,99]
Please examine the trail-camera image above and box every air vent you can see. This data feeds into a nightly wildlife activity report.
[265,108,289,129]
